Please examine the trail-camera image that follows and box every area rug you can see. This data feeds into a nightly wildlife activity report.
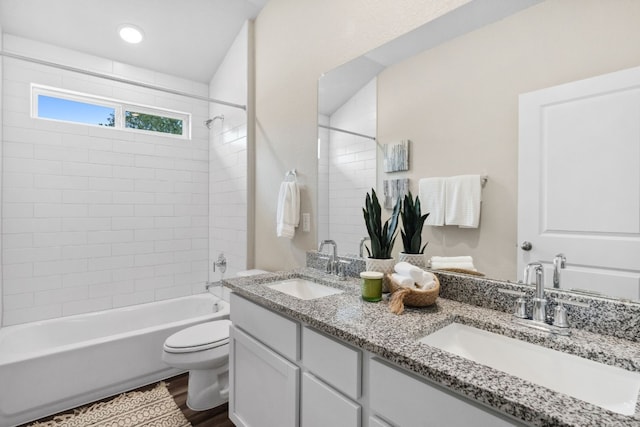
[28,382,191,427]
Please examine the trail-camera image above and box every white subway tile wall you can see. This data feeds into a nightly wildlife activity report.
[207,22,249,282]
[2,35,214,325]
[321,78,377,255]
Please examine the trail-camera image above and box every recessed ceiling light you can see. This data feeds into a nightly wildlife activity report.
[118,25,144,44]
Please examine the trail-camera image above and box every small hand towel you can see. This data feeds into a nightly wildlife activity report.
[394,261,424,283]
[276,181,300,239]
[419,177,445,226]
[430,256,476,271]
[431,256,474,264]
[444,175,482,228]
[391,273,414,288]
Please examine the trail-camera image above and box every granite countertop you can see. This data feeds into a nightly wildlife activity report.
[222,268,640,427]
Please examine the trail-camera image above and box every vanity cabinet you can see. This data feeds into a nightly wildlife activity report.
[301,326,361,400]
[230,293,525,427]
[229,326,299,427]
[301,373,361,427]
[369,358,525,427]
[229,293,300,427]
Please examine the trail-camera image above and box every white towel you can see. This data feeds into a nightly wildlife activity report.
[391,273,414,288]
[394,261,423,283]
[418,271,437,290]
[430,256,476,271]
[419,177,445,226]
[444,175,481,228]
[276,181,300,239]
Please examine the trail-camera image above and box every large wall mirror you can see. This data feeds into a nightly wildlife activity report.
[317,0,640,302]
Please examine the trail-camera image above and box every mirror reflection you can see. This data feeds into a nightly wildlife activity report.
[317,0,640,302]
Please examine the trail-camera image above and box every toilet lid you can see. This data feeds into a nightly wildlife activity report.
[164,320,231,353]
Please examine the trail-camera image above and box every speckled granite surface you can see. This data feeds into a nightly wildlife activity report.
[222,268,640,427]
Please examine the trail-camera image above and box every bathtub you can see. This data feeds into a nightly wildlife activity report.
[0,293,230,427]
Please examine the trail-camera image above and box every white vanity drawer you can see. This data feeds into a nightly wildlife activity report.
[230,293,299,361]
[302,326,361,399]
[369,358,522,427]
[369,416,392,427]
[301,373,361,427]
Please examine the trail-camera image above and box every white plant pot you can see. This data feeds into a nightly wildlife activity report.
[365,257,396,292]
[398,252,426,268]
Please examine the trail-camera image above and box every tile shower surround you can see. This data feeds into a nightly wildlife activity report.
[223,266,640,427]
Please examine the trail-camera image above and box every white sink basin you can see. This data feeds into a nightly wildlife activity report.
[419,322,640,415]
[267,278,343,300]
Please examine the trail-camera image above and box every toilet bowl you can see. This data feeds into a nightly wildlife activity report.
[162,319,231,411]
[163,269,269,411]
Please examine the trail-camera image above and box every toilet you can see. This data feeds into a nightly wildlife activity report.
[162,269,268,411]
[162,319,231,410]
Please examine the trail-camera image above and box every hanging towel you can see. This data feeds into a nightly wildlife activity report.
[276,181,300,239]
[419,177,445,226]
[444,175,482,228]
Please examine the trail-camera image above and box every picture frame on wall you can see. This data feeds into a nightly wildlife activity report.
[383,178,409,209]
[383,139,410,172]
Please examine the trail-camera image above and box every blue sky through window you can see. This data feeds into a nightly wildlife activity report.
[37,95,115,126]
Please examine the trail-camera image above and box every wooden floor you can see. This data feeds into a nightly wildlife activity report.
[21,373,234,427]
[167,374,235,427]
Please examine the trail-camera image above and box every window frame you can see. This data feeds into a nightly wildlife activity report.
[31,84,191,140]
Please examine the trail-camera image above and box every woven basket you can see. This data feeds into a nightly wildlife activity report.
[387,273,439,315]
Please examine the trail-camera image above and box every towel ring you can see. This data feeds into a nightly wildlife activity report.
[285,169,297,182]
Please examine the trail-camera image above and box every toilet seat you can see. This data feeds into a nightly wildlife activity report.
[164,320,231,354]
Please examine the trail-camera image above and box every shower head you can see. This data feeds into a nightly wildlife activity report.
[204,115,224,129]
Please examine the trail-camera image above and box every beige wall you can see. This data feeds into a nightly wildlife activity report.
[377,0,640,280]
[253,0,471,271]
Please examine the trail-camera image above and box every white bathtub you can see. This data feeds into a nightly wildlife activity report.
[0,293,230,427]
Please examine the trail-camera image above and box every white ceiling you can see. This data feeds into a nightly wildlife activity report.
[0,0,268,83]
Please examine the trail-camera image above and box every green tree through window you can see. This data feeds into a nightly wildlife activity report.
[126,111,183,135]
[100,112,183,135]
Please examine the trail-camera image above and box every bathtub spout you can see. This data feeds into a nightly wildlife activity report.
[205,281,219,291]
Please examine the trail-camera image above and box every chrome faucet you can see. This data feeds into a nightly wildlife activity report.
[514,261,570,335]
[318,239,339,275]
[553,253,566,288]
[525,262,547,322]
[359,237,371,258]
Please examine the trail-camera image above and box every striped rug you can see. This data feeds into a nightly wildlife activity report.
[28,382,191,427]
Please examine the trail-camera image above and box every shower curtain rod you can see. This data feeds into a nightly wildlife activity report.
[0,51,247,111]
[319,124,376,141]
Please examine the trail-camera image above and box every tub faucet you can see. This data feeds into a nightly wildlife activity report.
[359,236,371,258]
[213,253,227,274]
[524,262,546,322]
[553,253,566,288]
[318,239,338,275]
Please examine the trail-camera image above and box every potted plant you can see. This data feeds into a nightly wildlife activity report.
[399,191,429,267]
[362,189,400,290]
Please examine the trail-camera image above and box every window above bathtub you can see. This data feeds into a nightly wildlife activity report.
[31,84,191,139]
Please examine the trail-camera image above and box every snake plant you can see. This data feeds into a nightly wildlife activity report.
[362,189,400,259]
[400,191,429,254]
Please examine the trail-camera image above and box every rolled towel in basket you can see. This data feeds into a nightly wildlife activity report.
[394,262,424,283]
[419,271,437,290]
[391,273,414,288]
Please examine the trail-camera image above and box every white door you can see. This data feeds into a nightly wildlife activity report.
[518,66,640,300]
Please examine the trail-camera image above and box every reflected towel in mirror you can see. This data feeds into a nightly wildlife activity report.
[419,177,445,226]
